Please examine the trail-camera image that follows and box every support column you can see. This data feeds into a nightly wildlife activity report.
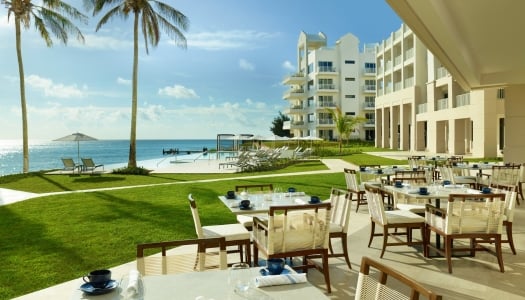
[504,84,525,163]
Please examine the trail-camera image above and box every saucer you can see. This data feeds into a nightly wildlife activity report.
[239,205,253,210]
[308,201,321,204]
[418,192,430,195]
[80,280,118,295]
[225,194,236,199]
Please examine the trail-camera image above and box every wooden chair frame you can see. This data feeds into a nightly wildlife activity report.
[136,237,227,275]
[355,256,442,300]
[424,193,506,273]
[345,168,367,212]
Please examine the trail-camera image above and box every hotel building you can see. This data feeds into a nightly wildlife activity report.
[282,31,378,141]
[375,24,504,158]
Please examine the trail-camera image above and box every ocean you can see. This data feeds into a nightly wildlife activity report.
[0,139,221,176]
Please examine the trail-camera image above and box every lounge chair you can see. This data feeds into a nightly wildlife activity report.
[61,158,80,174]
[81,158,104,174]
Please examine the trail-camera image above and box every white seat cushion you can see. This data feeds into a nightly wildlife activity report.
[385,210,425,224]
[202,224,250,241]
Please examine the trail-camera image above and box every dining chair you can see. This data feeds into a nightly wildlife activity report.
[355,256,442,300]
[136,237,227,275]
[391,189,428,215]
[484,186,517,255]
[424,193,506,273]
[478,165,521,198]
[440,165,477,187]
[188,194,251,265]
[252,203,332,293]
[364,185,426,258]
[234,184,274,230]
[309,188,353,269]
[358,164,383,186]
[344,168,367,212]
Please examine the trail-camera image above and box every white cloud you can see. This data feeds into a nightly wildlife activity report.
[282,60,295,72]
[183,30,280,51]
[117,77,131,85]
[239,58,255,71]
[158,84,199,99]
[26,75,86,98]
[70,34,133,50]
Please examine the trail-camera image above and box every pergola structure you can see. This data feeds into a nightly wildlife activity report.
[386,0,525,163]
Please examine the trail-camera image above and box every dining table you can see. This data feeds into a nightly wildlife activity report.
[71,266,330,299]
[218,191,312,215]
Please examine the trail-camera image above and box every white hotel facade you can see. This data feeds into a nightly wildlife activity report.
[375,24,504,158]
[282,32,377,141]
[283,26,504,158]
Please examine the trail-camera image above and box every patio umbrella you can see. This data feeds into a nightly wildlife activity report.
[54,132,97,164]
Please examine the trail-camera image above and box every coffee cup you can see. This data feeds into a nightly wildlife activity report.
[394,180,403,187]
[226,190,235,199]
[377,169,383,174]
[412,167,418,171]
[83,269,111,288]
[359,166,366,171]
[419,187,428,194]
[240,200,251,209]
[310,196,320,204]
[482,187,491,194]
[267,258,285,275]
[443,180,451,186]
[472,164,478,168]
[288,187,296,193]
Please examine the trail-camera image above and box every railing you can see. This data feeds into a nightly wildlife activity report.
[417,103,427,114]
[364,67,376,74]
[290,104,303,110]
[318,66,336,72]
[404,48,414,60]
[436,98,448,110]
[317,84,336,90]
[404,77,414,88]
[318,119,334,125]
[437,67,449,79]
[363,102,375,109]
[317,102,336,108]
[363,84,376,92]
[394,81,402,91]
[455,93,470,107]
[385,61,392,71]
[394,55,402,66]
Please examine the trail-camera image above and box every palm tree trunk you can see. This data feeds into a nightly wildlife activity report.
[127,12,139,168]
[15,18,29,173]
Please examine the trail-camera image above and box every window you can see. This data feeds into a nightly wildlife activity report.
[308,63,314,74]
[364,62,376,73]
[307,97,314,107]
[346,112,356,116]
[318,61,333,72]
[318,96,333,108]
[365,96,375,108]
[318,79,334,89]
[345,95,356,99]
[345,77,356,81]
[497,88,505,99]
[345,60,355,64]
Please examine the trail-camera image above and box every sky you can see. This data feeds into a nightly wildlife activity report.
[0,0,401,140]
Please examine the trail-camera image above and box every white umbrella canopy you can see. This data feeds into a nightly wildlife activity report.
[54,132,98,164]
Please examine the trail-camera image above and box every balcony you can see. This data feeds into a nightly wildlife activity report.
[285,104,306,115]
[364,67,376,75]
[318,119,334,126]
[317,66,337,75]
[316,84,337,92]
[283,88,305,99]
[455,93,470,107]
[289,120,307,129]
[363,84,376,93]
[417,103,427,114]
[436,98,448,111]
[282,72,306,85]
[317,102,336,109]
[363,119,375,127]
[363,102,375,110]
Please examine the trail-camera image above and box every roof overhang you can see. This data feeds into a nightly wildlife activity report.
[386,0,525,90]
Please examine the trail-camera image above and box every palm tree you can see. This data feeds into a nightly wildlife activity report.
[88,0,189,169]
[327,106,366,154]
[4,0,87,173]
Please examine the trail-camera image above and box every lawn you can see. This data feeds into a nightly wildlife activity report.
[0,151,410,299]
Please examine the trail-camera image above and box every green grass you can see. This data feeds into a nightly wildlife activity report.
[0,159,345,299]
[0,149,476,299]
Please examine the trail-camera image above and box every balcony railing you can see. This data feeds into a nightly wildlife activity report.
[363,102,375,109]
[394,81,402,91]
[363,84,376,92]
[318,119,334,125]
[404,77,414,88]
[317,84,336,90]
[283,88,305,99]
[318,66,336,72]
[455,93,470,107]
[404,48,414,60]
[364,67,376,74]
[317,102,336,108]
[436,67,449,79]
[417,103,427,114]
[436,98,448,110]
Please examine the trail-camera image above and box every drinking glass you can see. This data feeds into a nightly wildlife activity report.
[273,187,283,201]
[229,263,253,296]
[120,270,145,300]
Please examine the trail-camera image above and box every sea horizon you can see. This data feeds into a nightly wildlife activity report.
[0,139,224,177]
